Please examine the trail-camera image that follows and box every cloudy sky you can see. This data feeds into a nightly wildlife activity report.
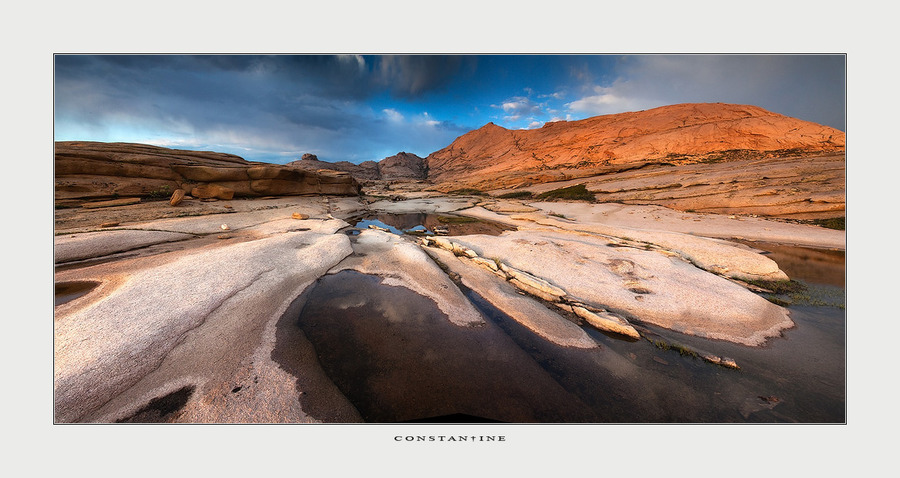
[53,54,845,164]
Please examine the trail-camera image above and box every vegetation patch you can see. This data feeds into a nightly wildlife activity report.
[746,279,806,295]
[651,338,699,358]
[447,188,488,196]
[497,190,534,199]
[810,217,845,230]
[146,185,173,199]
[749,279,844,309]
[535,184,595,202]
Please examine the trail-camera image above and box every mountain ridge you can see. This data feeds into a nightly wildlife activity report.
[424,102,845,189]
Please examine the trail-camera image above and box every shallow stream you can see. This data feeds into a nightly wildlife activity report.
[346,212,515,237]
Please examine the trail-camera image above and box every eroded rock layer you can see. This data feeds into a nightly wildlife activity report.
[55,141,361,205]
[425,103,845,190]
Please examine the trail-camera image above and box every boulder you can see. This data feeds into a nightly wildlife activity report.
[169,188,186,206]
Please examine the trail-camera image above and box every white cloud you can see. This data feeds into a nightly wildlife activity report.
[417,112,441,127]
[382,108,405,122]
[565,85,645,116]
[561,55,845,129]
[500,96,541,116]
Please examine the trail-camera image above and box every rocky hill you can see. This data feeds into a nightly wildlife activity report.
[425,103,845,190]
[55,142,360,206]
[287,151,426,182]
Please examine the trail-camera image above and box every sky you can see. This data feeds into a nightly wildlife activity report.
[53,54,846,165]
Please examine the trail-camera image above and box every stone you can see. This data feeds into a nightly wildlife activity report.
[471,256,499,271]
[572,306,641,339]
[291,212,309,220]
[169,188,186,206]
[509,278,563,303]
[503,266,567,299]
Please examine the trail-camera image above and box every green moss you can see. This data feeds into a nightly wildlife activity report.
[535,184,595,202]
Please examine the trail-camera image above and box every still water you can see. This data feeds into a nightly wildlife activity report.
[279,238,845,423]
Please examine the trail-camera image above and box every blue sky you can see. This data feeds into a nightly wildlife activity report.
[53,54,845,165]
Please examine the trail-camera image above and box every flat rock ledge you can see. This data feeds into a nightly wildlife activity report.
[421,235,640,341]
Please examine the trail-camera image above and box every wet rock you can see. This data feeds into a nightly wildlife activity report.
[424,246,597,348]
[502,266,567,299]
[572,306,641,339]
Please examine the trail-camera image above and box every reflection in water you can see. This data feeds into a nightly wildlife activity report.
[276,243,845,423]
[277,270,599,423]
[350,213,514,237]
[735,240,845,287]
[54,281,100,306]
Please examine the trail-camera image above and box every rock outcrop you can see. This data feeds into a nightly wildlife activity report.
[55,141,361,206]
[288,156,381,181]
[287,151,426,182]
[425,103,845,190]
[377,152,428,180]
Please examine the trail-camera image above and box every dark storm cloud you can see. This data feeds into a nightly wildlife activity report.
[374,55,475,97]
[54,54,476,163]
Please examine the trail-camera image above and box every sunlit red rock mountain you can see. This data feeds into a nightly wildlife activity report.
[425,102,845,190]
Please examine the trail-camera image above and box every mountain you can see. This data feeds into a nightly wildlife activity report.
[425,103,845,190]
